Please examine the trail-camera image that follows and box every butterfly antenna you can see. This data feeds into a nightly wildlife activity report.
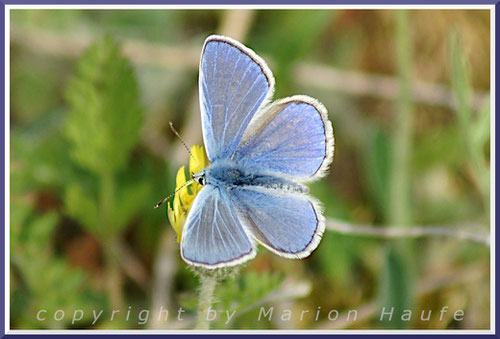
[169,122,202,171]
[154,178,195,209]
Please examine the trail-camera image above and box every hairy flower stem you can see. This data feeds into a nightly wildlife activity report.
[195,275,217,330]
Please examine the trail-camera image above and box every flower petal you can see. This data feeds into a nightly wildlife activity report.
[189,145,207,174]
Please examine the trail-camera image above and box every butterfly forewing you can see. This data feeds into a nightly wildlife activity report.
[199,35,274,162]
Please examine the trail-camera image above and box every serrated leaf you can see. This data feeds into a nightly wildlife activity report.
[10,206,102,328]
[10,200,33,250]
[179,272,285,319]
[65,35,143,175]
[212,272,284,328]
[111,181,151,232]
[64,183,99,235]
[25,212,59,252]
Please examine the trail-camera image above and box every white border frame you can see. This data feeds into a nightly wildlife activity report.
[4,4,496,335]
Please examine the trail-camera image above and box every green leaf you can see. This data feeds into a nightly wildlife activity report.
[25,212,59,254]
[213,272,283,328]
[449,32,490,207]
[11,201,59,260]
[10,200,33,250]
[64,183,99,235]
[65,35,143,175]
[472,101,490,154]
[111,181,151,233]
[10,204,102,329]
[378,245,414,329]
[361,128,390,219]
[450,34,473,129]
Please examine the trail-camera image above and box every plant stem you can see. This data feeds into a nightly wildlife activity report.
[100,171,123,310]
[100,171,115,229]
[149,230,177,329]
[389,10,413,227]
[103,241,123,310]
[195,275,217,330]
[325,218,489,246]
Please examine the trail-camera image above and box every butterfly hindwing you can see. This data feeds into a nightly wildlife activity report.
[199,35,274,162]
[230,186,324,258]
[233,95,334,181]
[180,185,255,269]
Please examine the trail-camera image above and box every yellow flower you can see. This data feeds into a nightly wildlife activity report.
[167,145,208,242]
[189,144,207,174]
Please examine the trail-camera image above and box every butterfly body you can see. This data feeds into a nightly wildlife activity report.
[198,161,308,194]
[180,35,334,269]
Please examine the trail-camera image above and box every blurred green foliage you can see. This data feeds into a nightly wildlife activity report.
[65,35,143,175]
[250,10,334,95]
[11,200,102,328]
[63,35,149,239]
[9,9,490,330]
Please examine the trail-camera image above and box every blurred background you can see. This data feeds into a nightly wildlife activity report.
[9,9,491,330]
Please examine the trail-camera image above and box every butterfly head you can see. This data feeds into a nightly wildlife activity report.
[192,170,206,186]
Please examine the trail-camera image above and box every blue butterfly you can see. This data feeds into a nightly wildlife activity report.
[181,35,334,269]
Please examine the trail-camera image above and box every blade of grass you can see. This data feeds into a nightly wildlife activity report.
[450,33,490,212]
[379,10,416,329]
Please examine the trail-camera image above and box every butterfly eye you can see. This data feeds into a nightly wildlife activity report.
[192,172,206,186]
[197,176,206,185]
